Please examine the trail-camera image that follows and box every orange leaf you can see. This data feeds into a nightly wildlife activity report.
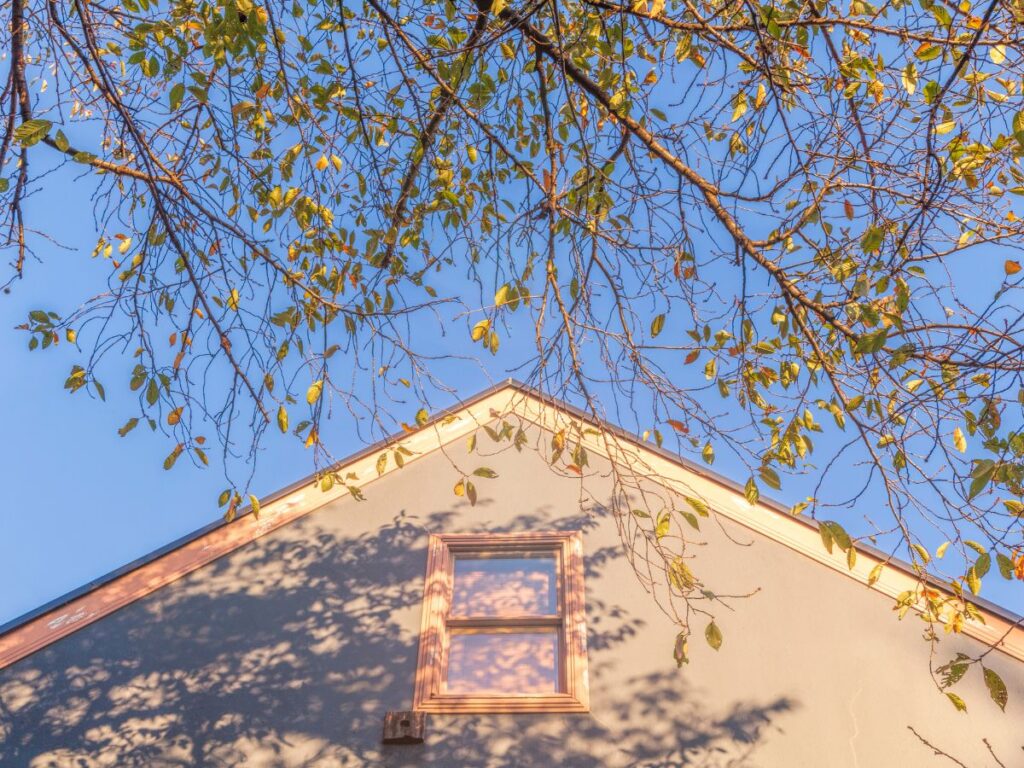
[1005,260,1022,275]
[667,419,688,434]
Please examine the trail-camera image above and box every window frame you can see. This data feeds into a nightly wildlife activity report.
[413,531,590,713]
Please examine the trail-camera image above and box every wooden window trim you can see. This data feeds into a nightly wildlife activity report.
[413,531,590,713]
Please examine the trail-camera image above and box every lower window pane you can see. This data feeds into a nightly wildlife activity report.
[446,630,560,694]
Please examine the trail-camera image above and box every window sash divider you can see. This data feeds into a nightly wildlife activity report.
[446,615,562,629]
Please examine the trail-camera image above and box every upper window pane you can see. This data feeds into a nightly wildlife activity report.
[451,554,558,616]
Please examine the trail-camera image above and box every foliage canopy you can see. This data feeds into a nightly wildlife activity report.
[3,0,1024,711]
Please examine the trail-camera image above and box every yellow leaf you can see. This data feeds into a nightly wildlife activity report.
[934,120,956,135]
[649,0,665,15]
[454,479,465,496]
[331,154,343,171]
[953,426,966,453]
[227,288,240,311]
[990,44,1006,64]
[867,563,883,586]
[316,155,328,171]
[118,237,132,255]
[754,83,767,109]
[1005,260,1022,275]
[306,380,323,404]
[936,541,950,559]
[731,92,748,122]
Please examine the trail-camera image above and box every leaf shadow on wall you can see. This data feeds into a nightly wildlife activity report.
[0,506,795,767]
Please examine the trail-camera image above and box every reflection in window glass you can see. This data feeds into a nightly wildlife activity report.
[451,555,558,616]
[446,630,559,693]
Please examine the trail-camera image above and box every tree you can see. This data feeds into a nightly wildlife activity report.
[3,0,1023,711]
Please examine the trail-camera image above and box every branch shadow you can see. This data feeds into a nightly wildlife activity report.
[0,508,795,767]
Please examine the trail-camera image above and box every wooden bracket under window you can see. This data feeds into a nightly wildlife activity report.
[382,711,425,744]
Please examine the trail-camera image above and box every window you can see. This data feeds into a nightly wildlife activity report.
[413,531,589,713]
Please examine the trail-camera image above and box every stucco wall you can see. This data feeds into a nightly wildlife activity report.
[1,425,1022,767]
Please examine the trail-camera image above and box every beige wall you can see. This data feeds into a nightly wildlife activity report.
[1,424,1022,767]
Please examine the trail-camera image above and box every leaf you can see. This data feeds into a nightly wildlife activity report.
[666,419,687,434]
[415,408,429,426]
[945,692,968,713]
[860,226,884,254]
[997,553,1015,579]
[167,406,183,426]
[651,313,666,337]
[1005,260,1022,275]
[249,494,261,520]
[146,378,159,406]
[684,496,710,517]
[952,427,966,453]
[821,521,852,552]
[975,552,991,579]
[14,119,52,147]
[966,566,981,595]
[673,632,689,667]
[466,480,477,506]
[704,620,723,651]
[910,543,931,564]
[990,45,1007,65]
[170,82,185,110]
[968,460,996,499]
[118,417,139,437]
[855,328,888,354]
[744,477,760,505]
[277,405,288,433]
[472,466,498,478]
[306,380,323,405]
[846,546,857,570]
[936,541,950,559]
[867,562,883,586]
[701,442,714,464]
[983,667,1008,711]
[901,63,918,95]
[759,465,781,490]
[655,510,671,540]
[163,444,183,470]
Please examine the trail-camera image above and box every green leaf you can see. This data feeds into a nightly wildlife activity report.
[14,119,52,147]
[997,553,1015,580]
[472,466,498,478]
[704,620,723,651]
[146,378,159,406]
[855,328,888,355]
[983,667,1008,712]
[968,460,996,500]
[860,226,884,254]
[170,82,185,110]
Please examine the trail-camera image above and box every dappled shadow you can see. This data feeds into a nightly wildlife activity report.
[0,505,795,767]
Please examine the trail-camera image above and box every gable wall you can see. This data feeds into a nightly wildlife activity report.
[1,421,1021,767]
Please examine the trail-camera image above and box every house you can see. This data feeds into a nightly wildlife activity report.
[0,381,1021,766]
